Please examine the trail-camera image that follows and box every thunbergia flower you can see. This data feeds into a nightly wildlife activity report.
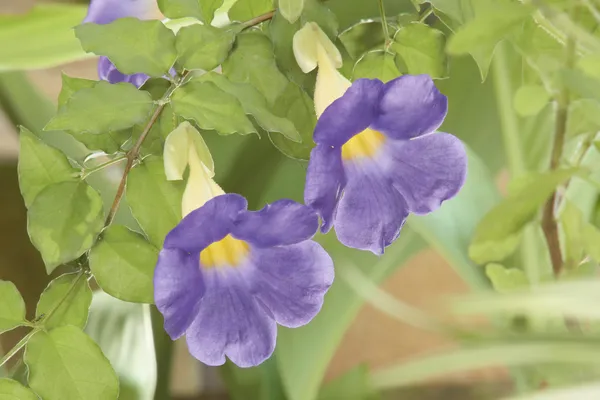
[83,0,155,87]
[295,23,467,255]
[155,124,334,367]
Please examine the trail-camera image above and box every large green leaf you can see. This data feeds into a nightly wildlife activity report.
[392,22,447,79]
[36,272,92,330]
[0,3,89,71]
[0,379,38,400]
[279,0,304,23]
[228,0,272,21]
[352,50,400,82]
[25,326,119,400]
[0,281,26,334]
[89,225,158,304]
[27,181,105,273]
[158,0,203,20]
[176,24,236,71]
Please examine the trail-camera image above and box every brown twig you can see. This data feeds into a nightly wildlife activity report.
[241,10,275,29]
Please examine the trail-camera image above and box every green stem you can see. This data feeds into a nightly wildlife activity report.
[376,0,391,46]
[419,6,434,23]
[0,329,39,369]
[81,156,127,180]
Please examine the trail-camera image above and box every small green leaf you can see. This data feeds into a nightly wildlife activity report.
[171,81,255,135]
[392,23,447,79]
[317,365,378,400]
[0,281,26,334]
[0,378,38,400]
[513,84,550,117]
[75,18,177,77]
[27,181,104,273]
[18,127,78,208]
[567,100,600,137]
[58,74,96,107]
[562,68,600,101]
[279,0,304,23]
[127,156,184,248]
[469,168,581,264]
[89,225,158,304]
[45,82,154,134]
[176,24,235,71]
[25,326,119,400]
[583,222,600,263]
[158,0,203,20]
[352,50,400,82]
[223,31,288,105]
[560,200,585,269]
[268,82,316,160]
[228,0,273,22]
[198,73,301,141]
[36,272,91,330]
[200,0,226,24]
[485,263,529,294]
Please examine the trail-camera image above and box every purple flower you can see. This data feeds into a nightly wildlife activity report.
[154,194,334,367]
[305,75,467,255]
[83,0,154,87]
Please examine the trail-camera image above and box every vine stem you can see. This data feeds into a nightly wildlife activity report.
[376,0,391,47]
[241,10,275,29]
[81,155,127,180]
[0,329,39,369]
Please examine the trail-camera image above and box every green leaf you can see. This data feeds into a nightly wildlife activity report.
[339,21,385,60]
[469,168,581,264]
[582,222,600,263]
[200,0,226,24]
[228,0,273,22]
[223,31,289,105]
[279,0,304,23]
[171,81,255,135]
[577,54,600,81]
[25,326,119,400]
[268,82,316,160]
[45,82,154,134]
[392,22,447,79]
[158,0,203,20]
[485,263,529,294]
[567,100,600,137]
[0,281,26,334]
[18,127,78,208]
[352,50,400,82]
[36,272,91,330]
[198,73,301,141]
[0,379,38,400]
[176,24,235,71]
[58,74,96,107]
[75,18,177,77]
[317,365,378,400]
[86,292,156,400]
[0,3,90,71]
[562,68,600,101]
[559,200,586,269]
[89,226,158,304]
[127,156,184,248]
[513,84,550,117]
[27,181,104,273]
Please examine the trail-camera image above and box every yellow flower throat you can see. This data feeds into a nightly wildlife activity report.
[341,128,385,160]
[200,235,249,268]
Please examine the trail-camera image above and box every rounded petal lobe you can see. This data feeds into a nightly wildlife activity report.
[154,248,205,339]
[304,145,346,233]
[164,194,247,253]
[314,79,383,146]
[248,241,334,328]
[371,75,447,140]
[84,0,154,24]
[335,163,409,254]
[383,132,467,214]
[185,269,277,367]
[233,200,319,247]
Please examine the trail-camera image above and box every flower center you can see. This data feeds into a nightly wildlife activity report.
[341,128,385,160]
[200,235,249,268]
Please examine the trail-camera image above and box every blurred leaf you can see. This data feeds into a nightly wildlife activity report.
[76,18,177,77]
[18,127,79,208]
[485,263,529,294]
[176,24,235,71]
[127,156,184,248]
[513,85,550,117]
[223,31,289,105]
[201,0,226,24]
[228,0,272,21]
[352,51,400,82]
[158,0,203,20]
[0,281,26,334]
[197,73,301,141]
[392,22,447,79]
[0,378,38,400]
[25,326,119,400]
[171,81,256,135]
[340,21,386,60]
[562,68,600,101]
[89,226,158,304]
[559,200,585,269]
[0,3,90,71]
[582,222,600,263]
[279,0,304,23]
[577,54,600,81]
[45,82,154,134]
[86,292,157,400]
[567,100,600,137]
[508,382,600,400]
[36,272,91,330]
[27,181,104,273]
[317,365,378,400]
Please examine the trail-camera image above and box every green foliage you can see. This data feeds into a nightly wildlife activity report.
[567,100,600,137]
[58,74,96,107]
[392,22,447,79]
[0,379,38,400]
[75,18,177,77]
[317,365,378,400]
[89,225,158,304]
[279,0,305,24]
[0,281,26,334]
[157,0,204,20]
[36,273,92,330]
[27,181,104,273]
[339,21,385,60]
[127,156,184,248]
[176,24,236,71]
[485,263,529,294]
[352,50,400,81]
[513,84,550,117]
[200,0,227,24]
[25,326,119,400]
[45,82,154,134]
[562,68,600,102]
[228,0,273,21]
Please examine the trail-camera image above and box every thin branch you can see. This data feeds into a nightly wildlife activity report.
[241,10,275,29]
[81,155,127,180]
[376,0,391,47]
[0,329,39,369]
